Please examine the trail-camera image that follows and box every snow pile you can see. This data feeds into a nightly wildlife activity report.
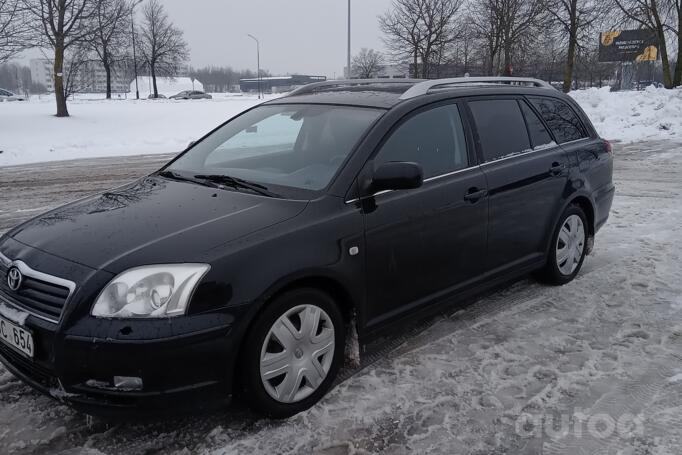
[131,77,204,97]
[570,86,682,142]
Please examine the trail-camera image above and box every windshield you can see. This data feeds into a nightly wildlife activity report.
[167,104,383,194]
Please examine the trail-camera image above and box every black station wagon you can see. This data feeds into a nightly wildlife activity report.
[0,78,614,418]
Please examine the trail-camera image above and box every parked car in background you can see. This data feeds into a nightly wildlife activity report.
[0,77,614,419]
[170,90,212,100]
[147,94,167,99]
[0,89,26,102]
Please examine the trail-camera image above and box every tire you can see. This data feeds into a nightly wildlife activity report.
[541,205,589,285]
[241,288,344,419]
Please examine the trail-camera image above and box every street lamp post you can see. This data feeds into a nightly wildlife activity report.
[131,0,143,100]
[347,0,351,79]
[247,34,261,99]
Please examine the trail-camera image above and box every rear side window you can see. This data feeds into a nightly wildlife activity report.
[529,97,588,143]
[469,99,530,162]
[519,101,554,148]
[375,104,468,178]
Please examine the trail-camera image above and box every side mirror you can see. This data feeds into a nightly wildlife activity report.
[187,140,196,149]
[370,162,424,194]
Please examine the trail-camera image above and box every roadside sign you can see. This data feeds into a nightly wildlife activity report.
[599,30,659,62]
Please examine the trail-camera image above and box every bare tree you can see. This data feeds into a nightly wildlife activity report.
[380,0,463,78]
[351,48,386,78]
[665,0,681,86]
[470,0,544,76]
[137,0,189,98]
[468,0,504,74]
[545,0,607,92]
[24,0,97,116]
[614,0,675,87]
[62,43,90,97]
[0,0,33,63]
[499,0,544,74]
[90,0,131,99]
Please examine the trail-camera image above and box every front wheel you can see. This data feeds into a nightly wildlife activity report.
[541,205,588,285]
[241,288,344,418]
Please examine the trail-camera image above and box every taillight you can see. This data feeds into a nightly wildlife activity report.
[604,139,613,154]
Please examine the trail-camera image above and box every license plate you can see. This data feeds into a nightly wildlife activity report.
[0,316,34,358]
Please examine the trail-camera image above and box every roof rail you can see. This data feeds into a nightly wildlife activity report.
[287,78,424,97]
[399,77,553,100]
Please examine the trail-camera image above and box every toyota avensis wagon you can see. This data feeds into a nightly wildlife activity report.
[0,78,614,418]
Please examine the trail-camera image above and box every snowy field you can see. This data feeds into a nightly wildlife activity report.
[0,139,681,453]
[0,93,270,167]
[1,86,682,167]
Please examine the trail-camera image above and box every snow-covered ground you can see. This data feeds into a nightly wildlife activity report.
[1,140,682,454]
[1,86,681,168]
[0,93,270,167]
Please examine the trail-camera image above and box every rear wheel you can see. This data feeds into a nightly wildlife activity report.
[541,205,588,285]
[242,288,344,418]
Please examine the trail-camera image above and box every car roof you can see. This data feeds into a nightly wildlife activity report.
[265,77,565,109]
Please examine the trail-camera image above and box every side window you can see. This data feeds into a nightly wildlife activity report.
[375,104,468,179]
[529,97,588,144]
[469,99,530,162]
[519,101,554,148]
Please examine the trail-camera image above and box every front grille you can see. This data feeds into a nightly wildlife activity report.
[0,341,57,390]
[0,261,70,322]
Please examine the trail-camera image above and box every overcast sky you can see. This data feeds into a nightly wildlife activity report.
[161,0,394,78]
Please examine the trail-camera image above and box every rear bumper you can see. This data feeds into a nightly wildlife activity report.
[594,183,615,233]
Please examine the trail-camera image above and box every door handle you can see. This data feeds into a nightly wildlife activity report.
[549,162,566,176]
[464,187,488,203]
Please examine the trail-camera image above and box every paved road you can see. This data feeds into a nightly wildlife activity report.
[1,142,682,455]
[0,153,175,236]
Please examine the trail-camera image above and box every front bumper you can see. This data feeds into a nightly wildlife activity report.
[0,236,250,417]
[0,300,241,417]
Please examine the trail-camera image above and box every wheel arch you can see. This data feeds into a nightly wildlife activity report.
[230,271,358,398]
[545,191,597,257]
[569,195,596,238]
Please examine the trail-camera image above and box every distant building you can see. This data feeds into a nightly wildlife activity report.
[376,64,410,79]
[30,59,54,92]
[30,58,132,94]
[240,75,327,94]
[132,76,204,97]
[344,64,410,79]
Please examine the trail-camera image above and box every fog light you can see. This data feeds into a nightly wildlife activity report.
[113,376,144,391]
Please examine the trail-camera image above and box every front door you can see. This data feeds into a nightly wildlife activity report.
[360,102,488,328]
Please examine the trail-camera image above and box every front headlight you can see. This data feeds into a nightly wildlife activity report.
[91,264,210,318]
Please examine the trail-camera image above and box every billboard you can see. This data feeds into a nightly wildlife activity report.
[599,30,659,62]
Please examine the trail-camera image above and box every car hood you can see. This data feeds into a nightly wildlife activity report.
[9,176,308,273]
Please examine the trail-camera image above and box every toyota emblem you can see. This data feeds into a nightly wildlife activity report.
[7,267,22,291]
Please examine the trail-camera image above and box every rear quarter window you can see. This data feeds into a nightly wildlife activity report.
[528,97,588,144]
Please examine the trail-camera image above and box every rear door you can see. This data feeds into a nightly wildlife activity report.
[466,96,569,273]
[360,102,488,328]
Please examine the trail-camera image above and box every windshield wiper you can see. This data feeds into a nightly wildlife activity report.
[157,170,199,183]
[194,174,280,198]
